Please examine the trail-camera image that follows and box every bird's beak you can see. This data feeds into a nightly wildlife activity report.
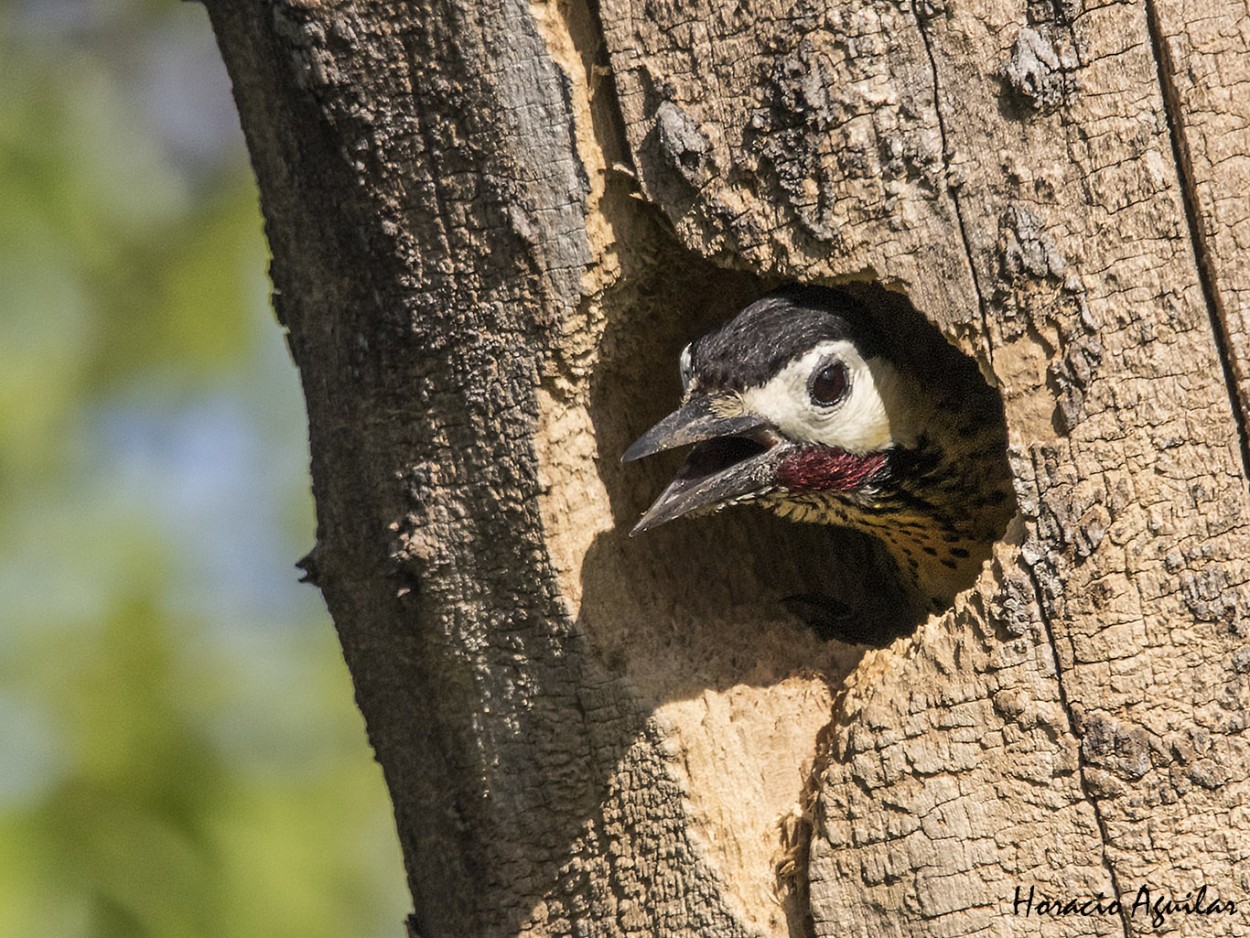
[623,396,782,535]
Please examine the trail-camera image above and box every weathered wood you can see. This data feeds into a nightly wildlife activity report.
[1150,0,1250,434]
[207,0,1250,934]
[593,0,1250,930]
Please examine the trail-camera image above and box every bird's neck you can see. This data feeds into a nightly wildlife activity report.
[764,428,1014,613]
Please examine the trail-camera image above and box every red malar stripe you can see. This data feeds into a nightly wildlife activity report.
[776,448,887,493]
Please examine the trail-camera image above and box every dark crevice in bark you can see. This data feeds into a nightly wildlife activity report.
[1022,538,1133,937]
[1142,0,1250,487]
[912,5,995,366]
[567,0,637,176]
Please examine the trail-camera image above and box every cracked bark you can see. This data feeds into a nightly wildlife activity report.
[206,0,1250,935]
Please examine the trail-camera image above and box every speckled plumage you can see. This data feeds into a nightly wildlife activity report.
[761,424,1014,613]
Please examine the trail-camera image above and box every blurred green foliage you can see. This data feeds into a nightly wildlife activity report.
[0,3,408,936]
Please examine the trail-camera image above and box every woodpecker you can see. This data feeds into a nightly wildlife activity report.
[624,285,1015,639]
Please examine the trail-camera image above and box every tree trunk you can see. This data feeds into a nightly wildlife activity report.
[206,0,1250,935]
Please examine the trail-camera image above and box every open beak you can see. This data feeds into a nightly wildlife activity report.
[623,396,783,535]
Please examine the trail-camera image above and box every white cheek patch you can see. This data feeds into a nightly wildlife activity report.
[740,340,898,453]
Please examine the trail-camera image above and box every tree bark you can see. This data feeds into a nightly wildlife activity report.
[206,0,1250,935]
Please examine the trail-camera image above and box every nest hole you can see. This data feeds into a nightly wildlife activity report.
[587,265,1015,668]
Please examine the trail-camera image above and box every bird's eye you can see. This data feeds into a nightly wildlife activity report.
[809,360,849,406]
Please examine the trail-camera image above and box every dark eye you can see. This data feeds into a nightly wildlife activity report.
[809,361,849,406]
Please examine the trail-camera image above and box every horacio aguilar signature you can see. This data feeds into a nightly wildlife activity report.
[1013,884,1238,928]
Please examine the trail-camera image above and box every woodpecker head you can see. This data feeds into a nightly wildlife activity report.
[624,285,913,531]
[624,284,1014,612]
